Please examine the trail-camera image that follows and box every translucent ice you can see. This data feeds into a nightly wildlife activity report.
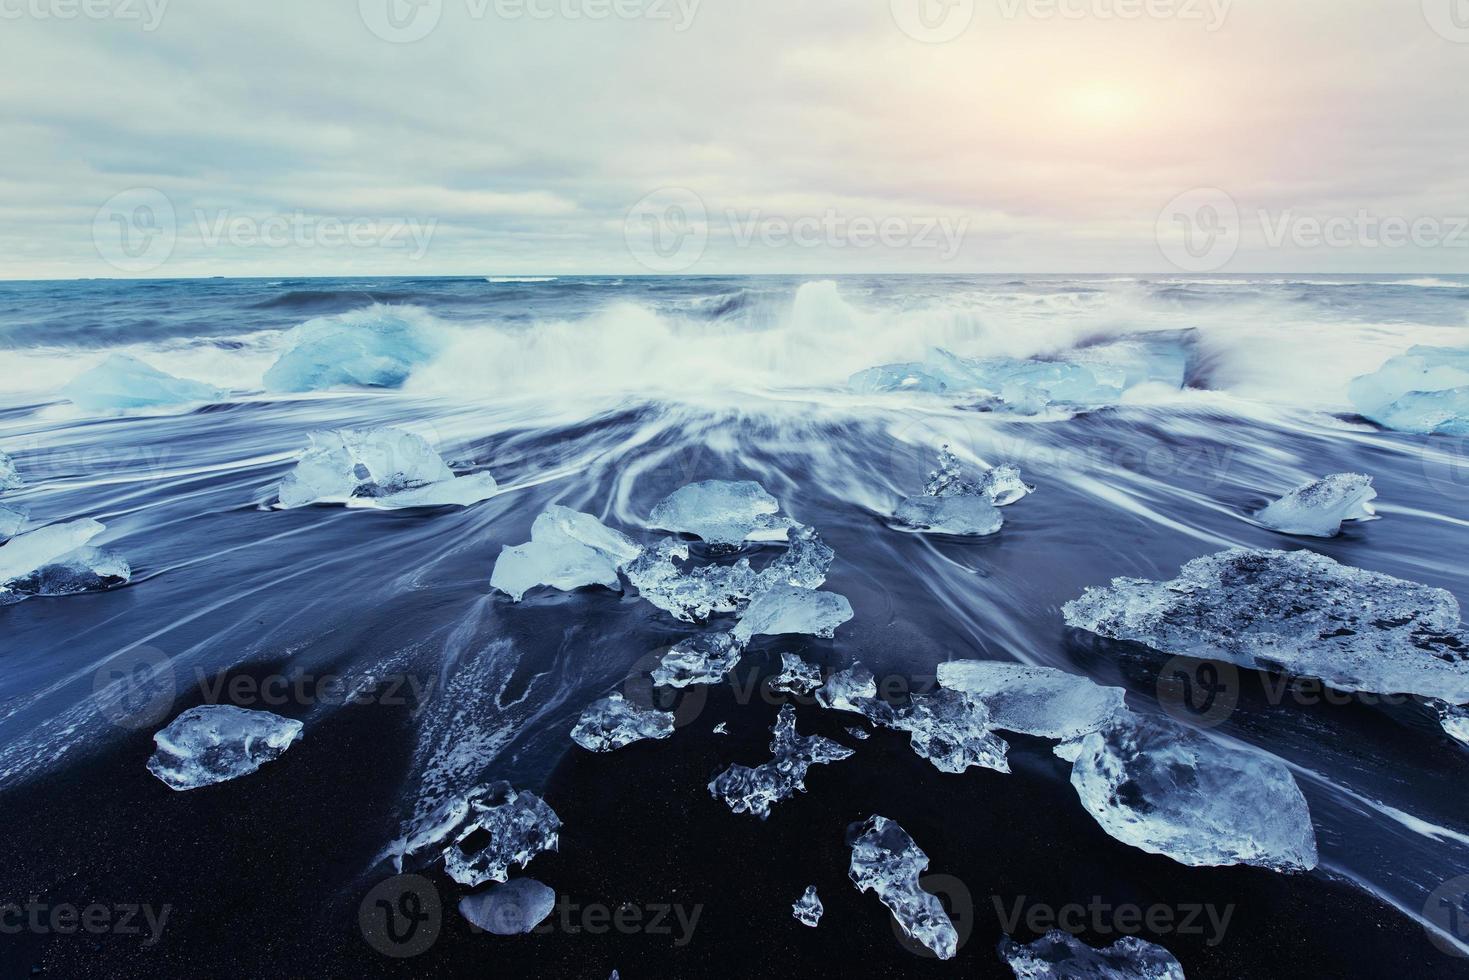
[648,480,781,547]
[0,518,130,603]
[459,878,557,935]
[792,886,824,927]
[650,633,744,688]
[1063,547,1469,701]
[846,726,871,740]
[146,705,303,791]
[1255,473,1378,538]
[997,930,1186,980]
[0,452,19,491]
[277,427,494,509]
[263,307,440,392]
[1433,701,1469,746]
[936,661,1128,741]
[891,688,1010,774]
[709,705,855,820]
[1349,345,1469,435]
[571,693,675,751]
[392,781,561,887]
[894,494,1004,536]
[846,815,958,960]
[979,464,1036,507]
[1057,712,1318,871]
[816,664,879,713]
[373,472,499,510]
[492,506,641,602]
[924,447,1033,505]
[63,354,224,412]
[733,585,854,642]
[0,506,24,541]
[770,652,824,695]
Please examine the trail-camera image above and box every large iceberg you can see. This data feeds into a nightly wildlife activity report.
[648,479,784,547]
[0,518,130,603]
[997,930,1186,980]
[570,693,675,751]
[146,705,303,791]
[1255,473,1378,538]
[459,878,557,935]
[491,506,642,602]
[1348,345,1469,435]
[792,886,824,928]
[709,704,855,820]
[1063,548,1469,702]
[0,451,20,491]
[277,427,495,510]
[650,632,745,688]
[936,661,1128,741]
[846,815,958,960]
[391,781,561,887]
[732,585,854,642]
[263,307,440,392]
[62,354,224,412]
[1057,712,1318,871]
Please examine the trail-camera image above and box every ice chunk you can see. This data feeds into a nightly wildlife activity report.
[709,705,855,820]
[372,471,499,509]
[936,661,1127,741]
[770,652,824,695]
[792,886,824,927]
[277,427,493,509]
[816,664,879,713]
[1255,473,1378,538]
[846,725,871,740]
[1349,345,1469,435]
[1063,547,1469,702]
[62,354,224,412]
[979,464,1036,507]
[924,446,983,497]
[894,494,1004,536]
[733,585,854,642]
[997,930,1186,980]
[0,518,130,603]
[1433,701,1469,746]
[459,878,556,935]
[1058,712,1317,871]
[650,632,744,688]
[846,815,958,960]
[491,506,641,602]
[145,705,303,791]
[571,693,675,752]
[0,451,19,491]
[392,782,560,887]
[263,307,440,392]
[0,506,24,540]
[648,480,781,547]
[713,722,729,735]
[891,688,1010,774]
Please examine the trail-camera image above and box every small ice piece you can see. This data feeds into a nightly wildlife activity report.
[846,815,958,960]
[0,451,20,491]
[709,705,855,820]
[894,494,1004,536]
[1058,712,1317,871]
[816,664,879,713]
[0,505,25,540]
[277,427,492,509]
[891,688,1010,774]
[936,661,1128,741]
[392,782,561,887]
[648,479,781,547]
[1255,473,1378,538]
[491,506,642,602]
[713,722,729,735]
[997,930,1186,980]
[924,446,983,497]
[845,726,871,741]
[570,693,675,752]
[459,878,557,935]
[792,886,824,927]
[263,307,440,392]
[1349,345,1469,435]
[1433,701,1469,746]
[978,464,1036,507]
[770,652,824,695]
[373,471,500,509]
[0,518,130,602]
[733,585,854,642]
[1063,547,1469,702]
[651,632,745,688]
[145,705,303,791]
[62,354,224,412]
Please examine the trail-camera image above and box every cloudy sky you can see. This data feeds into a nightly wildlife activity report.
[2,0,1467,278]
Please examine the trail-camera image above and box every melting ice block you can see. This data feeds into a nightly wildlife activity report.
[792,886,824,928]
[277,427,494,509]
[0,518,130,603]
[816,664,879,713]
[847,815,958,960]
[733,585,854,642]
[709,704,854,820]
[648,480,782,547]
[1433,701,1469,746]
[571,693,675,751]
[62,354,224,412]
[146,705,303,791]
[459,878,557,935]
[978,463,1036,507]
[1349,345,1469,435]
[0,451,20,491]
[651,632,744,688]
[1056,712,1317,871]
[263,307,440,392]
[895,447,1026,536]
[997,930,1186,980]
[936,661,1127,741]
[1063,547,1469,702]
[491,506,641,601]
[0,506,25,540]
[1255,473,1378,538]
[891,688,1010,774]
[392,781,561,887]
[770,652,824,695]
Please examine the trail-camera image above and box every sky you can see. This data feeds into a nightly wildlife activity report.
[1,0,1467,278]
